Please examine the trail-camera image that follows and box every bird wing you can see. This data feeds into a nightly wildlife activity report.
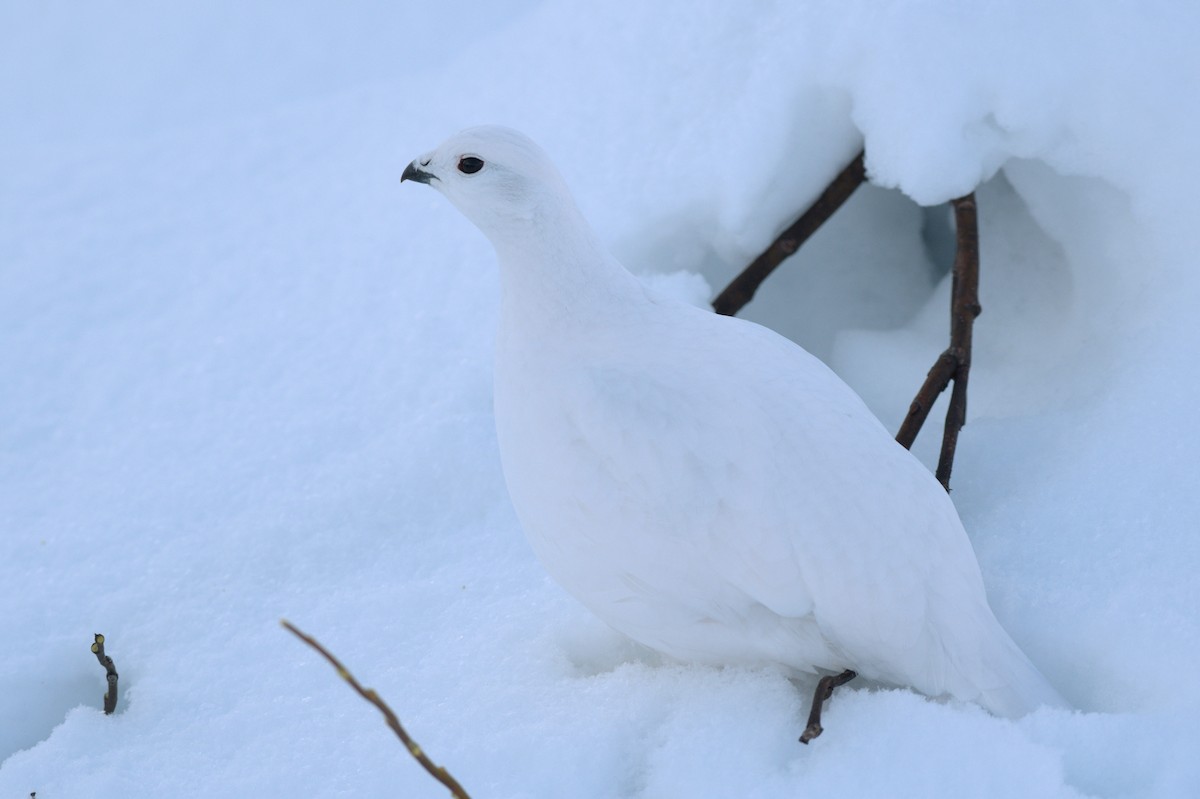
[559,304,989,679]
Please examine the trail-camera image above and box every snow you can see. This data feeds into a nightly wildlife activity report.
[2,1,1197,797]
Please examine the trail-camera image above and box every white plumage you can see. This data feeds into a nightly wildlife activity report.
[403,126,1065,719]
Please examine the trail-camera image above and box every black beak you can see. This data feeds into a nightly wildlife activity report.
[401,160,436,185]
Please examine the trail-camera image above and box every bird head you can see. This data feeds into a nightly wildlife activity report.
[402,126,576,243]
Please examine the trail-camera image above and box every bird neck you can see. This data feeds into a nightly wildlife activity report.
[490,201,648,334]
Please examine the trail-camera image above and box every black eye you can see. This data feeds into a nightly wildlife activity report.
[457,156,484,174]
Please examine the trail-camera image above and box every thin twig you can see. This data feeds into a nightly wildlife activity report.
[934,194,981,489]
[712,150,866,316]
[799,669,857,744]
[893,194,981,491]
[894,351,957,448]
[90,633,118,714]
[281,620,472,799]
[709,141,980,487]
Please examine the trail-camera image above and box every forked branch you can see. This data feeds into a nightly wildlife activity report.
[894,193,981,490]
[711,143,982,490]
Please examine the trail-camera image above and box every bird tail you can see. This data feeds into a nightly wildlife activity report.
[971,623,1069,719]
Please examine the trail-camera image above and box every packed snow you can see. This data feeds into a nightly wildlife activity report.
[2,2,1198,797]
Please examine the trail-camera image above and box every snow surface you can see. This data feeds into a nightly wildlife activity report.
[2,1,1198,796]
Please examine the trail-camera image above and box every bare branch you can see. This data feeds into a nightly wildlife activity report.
[894,350,958,449]
[934,194,981,489]
[712,151,866,316]
[281,620,472,799]
[90,633,118,715]
[799,669,856,744]
[706,137,981,489]
[893,193,981,491]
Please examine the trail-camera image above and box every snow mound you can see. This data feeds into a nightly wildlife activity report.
[2,1,1198,797]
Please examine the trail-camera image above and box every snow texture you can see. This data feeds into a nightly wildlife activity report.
[2,1,1199,797]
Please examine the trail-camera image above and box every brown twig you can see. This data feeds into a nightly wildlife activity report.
[935,195,981,489]
[709,140,981,487]
[894,350,957,449]
[712,150,867,316]
[893,194,981,491]
[281,620,472,799]
[799,669,856,744]
[90,633,118,715]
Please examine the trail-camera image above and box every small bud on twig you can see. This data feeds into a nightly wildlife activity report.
[91,633,119,715]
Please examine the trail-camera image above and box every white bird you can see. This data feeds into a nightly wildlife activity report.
[402,126,1066,739]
